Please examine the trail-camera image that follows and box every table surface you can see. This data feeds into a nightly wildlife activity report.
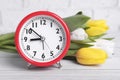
[0,51,120,80]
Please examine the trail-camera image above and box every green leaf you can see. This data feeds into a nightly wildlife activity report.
[66,50,78,56]
[70,42,93,50]
[76,11,83,15]
[71,34,106,44]
[89,33,106,40]
[63,12,90,32]
[88,37,96,42]
[63,56,76,60]
[72,38,95,44]
[102,38,114,40]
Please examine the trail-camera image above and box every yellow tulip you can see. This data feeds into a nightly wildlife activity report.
[86,27,107,36]
[76,48,107,65]
[86,20,109,36]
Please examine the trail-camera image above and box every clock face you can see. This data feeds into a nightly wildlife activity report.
[15,11,70,66]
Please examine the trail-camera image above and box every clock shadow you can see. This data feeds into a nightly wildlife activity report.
[7,54,59,71]
[6,54,27,70]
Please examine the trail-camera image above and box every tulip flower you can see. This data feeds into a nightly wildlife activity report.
[86,20,109,36]
[76,48,107,65]
[71,28,88,40]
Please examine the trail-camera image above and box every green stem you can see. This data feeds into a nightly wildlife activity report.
[0,39,15,46]
[0,45,16,51]
[0,48,17,53]
[0,32,15,41]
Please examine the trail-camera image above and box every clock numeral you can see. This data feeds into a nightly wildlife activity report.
[56,45,60,50]
[50,51,54,56]
[26,29,32,34]
[56,28,59,34]
[40,19,46,25]
[32,22,37,28]
[27,45,30,50]
[50,22,52,27]
[32,22,34,28]
[41,53,45,59]
[59,36,62,42]
[28,28,32,34]
[33,51,37,56]
[26,29,28,34]
[24,37,27,42]
[35,23,37,27]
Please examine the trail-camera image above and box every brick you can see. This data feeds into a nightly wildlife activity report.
[0,8,92,33]
[94,8,120,26]
[0,10,33,33]
[114,32,120,56]
[0,0,23,10]
[42,0,69,8]
[71,0,118,8]
[119,0,120,6]
[48,8,93,18]
[23,0,44,10]
[0,12,2,25]
[94,8,120,56]
[24,0,69,10]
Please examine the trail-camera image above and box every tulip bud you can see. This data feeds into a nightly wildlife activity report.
[71,28,88,40]
[76,48,107,65]
[86,20,109,36]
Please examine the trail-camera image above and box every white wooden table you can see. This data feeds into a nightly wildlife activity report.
[0,51,120,80]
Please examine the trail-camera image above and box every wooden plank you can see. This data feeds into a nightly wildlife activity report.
[0,52,120,80]
[0,70,120,80]
[0,57,120,71]
[0,51,19,58]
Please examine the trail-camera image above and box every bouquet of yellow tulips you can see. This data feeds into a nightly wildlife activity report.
[0,11,114,66]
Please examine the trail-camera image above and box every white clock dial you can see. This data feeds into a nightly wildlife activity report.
[19,15,66,62]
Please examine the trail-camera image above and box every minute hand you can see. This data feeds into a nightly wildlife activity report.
[30,28,45,50]
[30,28,42,39]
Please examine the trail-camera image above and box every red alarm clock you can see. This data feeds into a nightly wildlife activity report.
[15,11,70,67]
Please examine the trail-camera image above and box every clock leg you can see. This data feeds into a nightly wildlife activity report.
[56,61,62,69]
[27,63,38,69]
[27,63,32,69]
[26,62,62,69]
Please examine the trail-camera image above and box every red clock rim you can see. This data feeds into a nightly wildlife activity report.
[15,11,70,67]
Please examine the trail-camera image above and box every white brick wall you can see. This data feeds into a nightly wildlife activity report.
[0,0,120,56]
[0,12,2,25]
[71,0,118,8]
[0,0,23,10]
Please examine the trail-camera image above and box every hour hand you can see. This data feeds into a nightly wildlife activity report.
[30,38,41,41]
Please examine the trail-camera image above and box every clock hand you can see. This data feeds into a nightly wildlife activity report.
[30,28,45,50]
[30,28,50,51]
[41,37,45,50]
[42,41,44,50]
[30,38,41,41]
[44,40,51,51]
[44,41,54,56]
[38,37,49,50]
[30,28,42,39]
